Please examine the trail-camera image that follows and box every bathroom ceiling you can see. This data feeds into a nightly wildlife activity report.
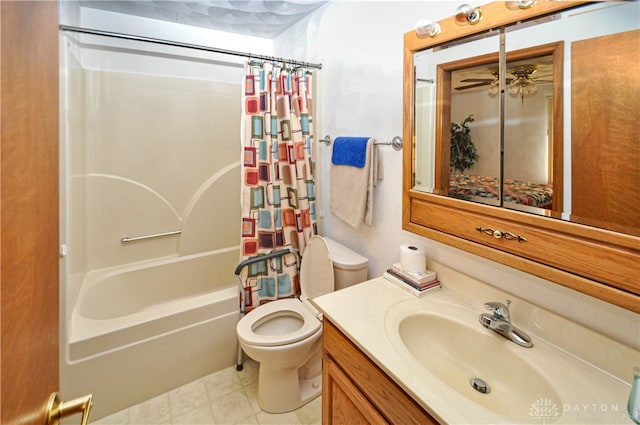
[78,0,328,38]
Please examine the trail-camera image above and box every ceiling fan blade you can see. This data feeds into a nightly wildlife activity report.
[455,82,492,90]
[460,78,494,83]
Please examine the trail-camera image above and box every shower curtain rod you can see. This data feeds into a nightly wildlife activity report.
[59,25,323,70]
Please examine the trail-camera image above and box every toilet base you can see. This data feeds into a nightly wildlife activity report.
[257,355,322,413]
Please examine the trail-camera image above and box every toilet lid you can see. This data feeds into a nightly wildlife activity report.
[236,298,321,347]
[324,237,369,270]
[300,236,334,300]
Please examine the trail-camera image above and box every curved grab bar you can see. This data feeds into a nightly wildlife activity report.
[233,247,299,372]
[234,248,294,276]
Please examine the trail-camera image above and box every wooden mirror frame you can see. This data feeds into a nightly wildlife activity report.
[402,1,640,313]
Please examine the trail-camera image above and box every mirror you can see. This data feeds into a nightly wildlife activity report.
[418,46,561,216]
[447,50,560,215]
[403,1,639,312]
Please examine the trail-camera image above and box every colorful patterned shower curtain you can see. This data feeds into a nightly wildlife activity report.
[240,61,318,312]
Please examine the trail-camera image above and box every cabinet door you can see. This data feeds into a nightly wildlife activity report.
[323,356,388,425]
[322,319,440,425]
[571,29,640,233]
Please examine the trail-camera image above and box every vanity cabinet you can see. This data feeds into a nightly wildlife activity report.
[322,318,439,425]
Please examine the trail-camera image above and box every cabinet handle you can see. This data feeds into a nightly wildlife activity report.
[45,393,93,425]
[476,226,527,242]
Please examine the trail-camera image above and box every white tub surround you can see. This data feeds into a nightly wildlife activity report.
[314,267,639,424]
[59,23,246,421]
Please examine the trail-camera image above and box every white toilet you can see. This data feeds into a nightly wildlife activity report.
[236,236,368,413]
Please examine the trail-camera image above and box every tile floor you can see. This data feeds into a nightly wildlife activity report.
[91,358,322,425]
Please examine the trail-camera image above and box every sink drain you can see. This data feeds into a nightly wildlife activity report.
[470,377,491,394]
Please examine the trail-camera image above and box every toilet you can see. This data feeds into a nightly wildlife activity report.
[236,236,368,413]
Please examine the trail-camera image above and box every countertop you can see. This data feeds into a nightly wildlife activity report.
[313,275,636,424]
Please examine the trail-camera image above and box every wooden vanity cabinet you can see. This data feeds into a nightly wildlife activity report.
[322,318,439,425]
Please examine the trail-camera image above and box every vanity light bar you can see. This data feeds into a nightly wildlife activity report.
[415,1,537,38]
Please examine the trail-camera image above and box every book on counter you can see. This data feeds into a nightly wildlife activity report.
[389,263,436,285]
[386,265,438,290]
[382,272,441,298]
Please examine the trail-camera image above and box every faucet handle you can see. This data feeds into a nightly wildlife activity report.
[484,300,511,321]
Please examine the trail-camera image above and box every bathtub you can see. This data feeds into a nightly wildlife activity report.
[61,247,241,420]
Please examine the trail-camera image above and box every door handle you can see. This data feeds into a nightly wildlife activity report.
[45,392,93,425]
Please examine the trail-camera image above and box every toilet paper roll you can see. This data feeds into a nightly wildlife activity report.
[399,244,427,274]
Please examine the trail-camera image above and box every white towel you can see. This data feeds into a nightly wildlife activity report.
[330,138,383,229]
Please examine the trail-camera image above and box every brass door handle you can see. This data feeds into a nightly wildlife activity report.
[45,392,93,425]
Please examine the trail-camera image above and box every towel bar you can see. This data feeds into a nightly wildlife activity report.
[318,135,403,151]
[377,136,403,151]
[318,135,332,146]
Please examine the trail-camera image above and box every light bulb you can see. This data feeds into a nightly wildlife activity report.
[415,20,441,38]
[506,0,537,10]
[522,83,538,95]
[455,4,482,25]
[455,4,473,23]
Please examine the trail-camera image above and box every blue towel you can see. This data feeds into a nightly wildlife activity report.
[331,137,371,168]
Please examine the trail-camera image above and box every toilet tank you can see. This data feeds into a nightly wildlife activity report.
[323,238,369,290]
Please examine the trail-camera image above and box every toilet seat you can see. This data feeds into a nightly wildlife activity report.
[237,298,321,347]
[235,236,366,414]
[237,236,334,349]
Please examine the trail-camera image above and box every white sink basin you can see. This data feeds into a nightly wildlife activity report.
[397,312,561,422]
[384,295,633,424]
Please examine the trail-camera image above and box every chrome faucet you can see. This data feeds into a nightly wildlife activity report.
[479,300,533,348]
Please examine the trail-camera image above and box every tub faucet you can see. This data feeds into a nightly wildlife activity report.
[479,300,533,348]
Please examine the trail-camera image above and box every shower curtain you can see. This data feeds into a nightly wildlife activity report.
[240,61,317,312]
